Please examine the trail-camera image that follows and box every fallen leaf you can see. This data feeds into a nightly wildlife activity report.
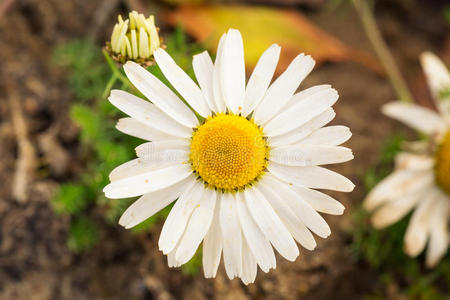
[165,5,383,74]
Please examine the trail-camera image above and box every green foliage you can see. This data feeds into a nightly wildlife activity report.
[352,133,450,298]
[52,39,109,101]
[52,183,91,215]
[68,217,99,252]
[181,247,203,275]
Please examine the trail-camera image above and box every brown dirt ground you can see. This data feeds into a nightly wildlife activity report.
[0,0,448,299]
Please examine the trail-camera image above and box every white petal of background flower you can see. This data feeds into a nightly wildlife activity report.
[382,102,446,135]
[364,170,434,211]
[404,192,437,257]
[370,191,422,229]
[420,52,450,100]
[123,61,198,128]
[426,196,450,267]
[154,48,211,117]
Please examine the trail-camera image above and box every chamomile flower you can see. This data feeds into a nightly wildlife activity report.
[364,52,450,267]
[104,29,354,284]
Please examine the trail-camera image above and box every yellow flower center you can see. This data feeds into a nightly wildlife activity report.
[435,131,450,194]
[190,114,268,192]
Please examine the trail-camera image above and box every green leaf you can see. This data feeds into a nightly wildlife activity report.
[52,183,90,215]
[67,217,99,252]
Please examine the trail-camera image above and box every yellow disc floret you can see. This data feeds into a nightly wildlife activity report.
[190,114,268,191]
[435,131,450,194]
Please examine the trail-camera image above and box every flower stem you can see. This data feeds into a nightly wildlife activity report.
[352,0,414,103]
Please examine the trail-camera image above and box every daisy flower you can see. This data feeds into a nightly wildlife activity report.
[104,29,354,284]
[364,52,450,267]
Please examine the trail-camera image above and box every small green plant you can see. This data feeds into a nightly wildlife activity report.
[52,27,204,272]
[351,133,450,298]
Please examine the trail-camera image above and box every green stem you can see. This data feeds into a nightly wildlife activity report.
[352,0,414,103]
[102,73,118,99]
[102,50,131,88]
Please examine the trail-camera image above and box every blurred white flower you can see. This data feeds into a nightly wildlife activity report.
[364,51,450,267]
[104,29,354,284]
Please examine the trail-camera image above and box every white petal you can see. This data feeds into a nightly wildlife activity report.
[382,102,446,135]
[268,162,354,192]
[135,140,190,163]
[154,48,210,117]
[270,145,353,166]
[298,126,352,146]
[109,90,192,138]
[258,180,317,250]
[123,61,198,128]
[108,156,184,183]
[104,164,192,198]
[212,34,227,113]
[243,44,280,116]
[244,186,299,261]
[370,191,422,229]
[404,192,437,257]
[262,175,331,238]
[265,86,338,136]
[175,188,217,264]
[193,51,216,112]
[203,194,223,278]
[116,117,178,141]
[364,169,434,211]
[220,29,245,114]
[394,152,434,171]
[290,185,345,215]
[268,108,336,147]
[253,53,315,125]
[426,195,450,267]
[158,180,204,254]
[236,192,276,272]
[220,192,243,279]
[118,174,195,229]
[420,52,450,101]
[240,237,258,285]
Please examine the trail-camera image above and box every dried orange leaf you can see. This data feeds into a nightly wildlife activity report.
[165,5,383,74]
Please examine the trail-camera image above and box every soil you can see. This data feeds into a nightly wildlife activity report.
[0,0,448,299]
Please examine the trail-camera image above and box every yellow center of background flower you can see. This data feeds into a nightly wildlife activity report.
[435,131,450,194]
[190,114,268,191]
